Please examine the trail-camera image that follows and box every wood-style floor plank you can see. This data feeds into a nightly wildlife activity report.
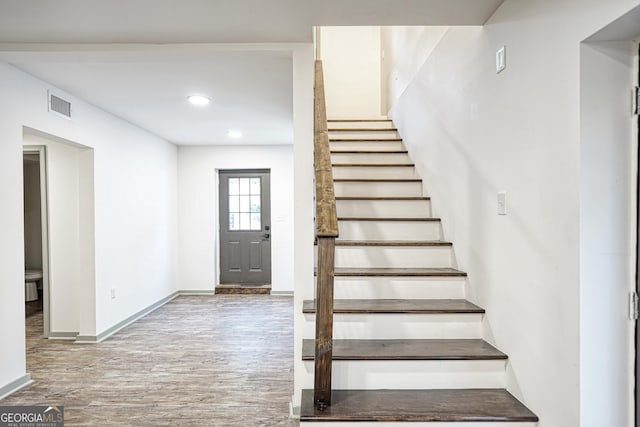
[3,295,298,426]
[300,389,539,422]
[303,299,484,314]
[301,339,507,360]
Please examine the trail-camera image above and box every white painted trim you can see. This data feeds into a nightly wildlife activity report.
[48,332,78,340]
[289,401,300,419]
[178,290,215,296]
[0,374,32,400]
[75,292,179,344]
[271,291,294,296]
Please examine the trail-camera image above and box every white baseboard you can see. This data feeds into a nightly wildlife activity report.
[76,291,180,344]
[0,374,32,401]
[289,401,300,419]
[178,290,215,296]
[271,291,294,296]
[48,331,78,340]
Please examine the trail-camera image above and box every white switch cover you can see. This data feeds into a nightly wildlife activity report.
[496,46,506,73]
[110,288,116,299]
[497,191,507,215]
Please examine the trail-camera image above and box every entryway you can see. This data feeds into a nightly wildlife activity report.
[22,128,96,340]
[22,147,49,326]
[217,169,272,294]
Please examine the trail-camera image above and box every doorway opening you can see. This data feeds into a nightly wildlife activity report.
[22,146,50,334]
[23,128,96,340]
[217,169,272,294]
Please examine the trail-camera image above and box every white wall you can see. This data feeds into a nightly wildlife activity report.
[380,26,448,113]
[292,45,315,408]
[385,0,640,426]
[0,63,177,393]
[320,27,383,118]
[177,145,294,293]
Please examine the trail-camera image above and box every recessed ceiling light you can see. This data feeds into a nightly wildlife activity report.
[227,130,242,139]
[188,95,211,106]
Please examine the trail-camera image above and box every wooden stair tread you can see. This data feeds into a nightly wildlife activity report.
[303,299,484,314]
[333,164,413,167]
[328,119,392,122]
[330,138,402,142]
[338,217,440,222]
[335,196,430,201]
[332,164,414,167]
[331,149,408,153]
[334,178,421,182]
[302,339,506,361]
[335,240,452,246]
[328,128,398,131]
[300,389,538,422]
[333,267,466,276]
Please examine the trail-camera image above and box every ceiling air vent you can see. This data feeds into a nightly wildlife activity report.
[48,90,72,119]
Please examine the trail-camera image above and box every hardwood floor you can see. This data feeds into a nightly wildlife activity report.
[3,295,298,427]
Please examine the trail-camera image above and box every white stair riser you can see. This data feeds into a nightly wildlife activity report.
[301,360,506,390]
[328,121,394,129]
[303,313,483,339]
[329,130,400,139]
[330,141,405,151]
[337,199,432,218]
[300,422,537,427]
[338,220,441,241]
[334,181,423,197]
[332,277,466,300]
[332,166,416,179]
[335,246,453,268]
[332,153,411,164]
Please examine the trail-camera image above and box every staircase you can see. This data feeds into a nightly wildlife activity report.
[300,119,538,425]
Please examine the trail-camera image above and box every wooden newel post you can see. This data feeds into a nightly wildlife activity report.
[314,237,335,410]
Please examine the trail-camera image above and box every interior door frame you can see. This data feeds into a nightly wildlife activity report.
[636,41,640,427]
[23,145,51,337]
[217,168,272,285]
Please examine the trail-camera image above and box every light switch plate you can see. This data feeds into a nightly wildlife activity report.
[497,191,507,215]
[496,46,506,73]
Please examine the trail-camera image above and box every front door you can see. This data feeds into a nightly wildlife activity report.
[219,170,271,285]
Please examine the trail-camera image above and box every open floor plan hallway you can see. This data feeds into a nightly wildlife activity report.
[2,295,298,426]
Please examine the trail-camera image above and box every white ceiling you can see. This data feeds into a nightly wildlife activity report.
[0,0,504,145]
[13,50,294,145]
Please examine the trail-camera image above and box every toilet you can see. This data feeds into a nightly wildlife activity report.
[25,269,42,302]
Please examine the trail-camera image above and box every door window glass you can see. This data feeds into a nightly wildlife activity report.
[228,177,261,231]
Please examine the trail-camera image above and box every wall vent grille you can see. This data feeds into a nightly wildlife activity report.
[48,92,72,118]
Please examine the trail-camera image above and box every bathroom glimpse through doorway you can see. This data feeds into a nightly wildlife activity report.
[22,146,51,336]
